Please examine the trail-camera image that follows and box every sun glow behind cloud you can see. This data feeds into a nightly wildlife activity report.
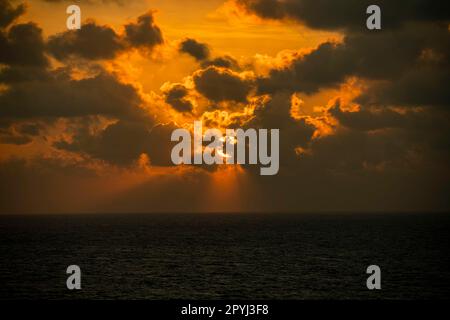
[202,165,249,212]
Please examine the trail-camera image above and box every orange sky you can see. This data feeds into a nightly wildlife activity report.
[20,0,340,93]
[1,0,448,213]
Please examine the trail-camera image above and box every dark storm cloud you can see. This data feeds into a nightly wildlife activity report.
[201,55,240,70]
[329,102,450,151]
[164,84,193,113]
[309,116,449,179]
[124,11,163,49]
[55,121,179,166]
[307,128,411,171]
[291,131,447,211]
[329,102,405,131]
[0,6,164,165]
[0,22,48,67]
[55,120,152,166]
[257,41,349,94]
[247,0,450,202]
[239,86,449,212]
[47,11,165,61]
[0,70,146,120]
[146,122,181,166]
[193,66,252,103]
[257,22,450,95]
[0,0,25,29]
[179,38,210,61]
[236,0,450,31]
[245,100,450,212]
[47,22,124,60]
[356,67,450,108]
[178,37,240,69]
[248,93,315,166]
[0,65,51,83]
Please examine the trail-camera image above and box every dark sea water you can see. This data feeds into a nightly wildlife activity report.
[0,213,449,299]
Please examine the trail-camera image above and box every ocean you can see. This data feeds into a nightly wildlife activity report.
[0,213,449,299]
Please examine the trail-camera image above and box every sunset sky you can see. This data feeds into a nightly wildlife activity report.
[0,0,449,213]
